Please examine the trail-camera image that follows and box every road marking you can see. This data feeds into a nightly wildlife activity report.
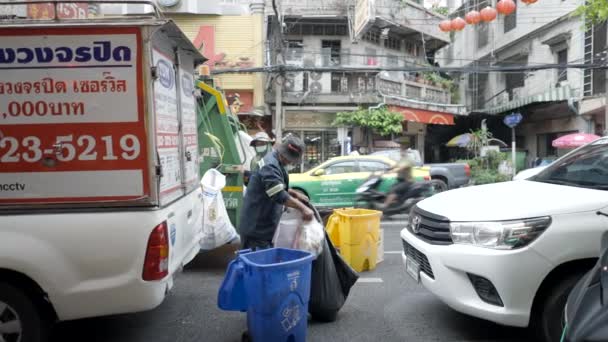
[357,277,383,283]
[381,222,408,226]
[384,251,402,254]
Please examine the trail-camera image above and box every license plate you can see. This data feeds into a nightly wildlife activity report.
[406,258,420,283]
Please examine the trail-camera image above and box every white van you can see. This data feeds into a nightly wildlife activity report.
[0,2,204,341]
[401,137,608,342]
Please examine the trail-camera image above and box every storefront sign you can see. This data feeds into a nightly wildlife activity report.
[28,3,88,19]
[225,90,253,114]
[0,27,147,203]
[285,111,336,129]
[387,106,455,126]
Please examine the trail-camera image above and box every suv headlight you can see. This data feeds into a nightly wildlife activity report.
[450,217,551,249]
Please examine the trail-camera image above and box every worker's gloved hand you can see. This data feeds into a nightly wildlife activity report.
[301,207,314,222]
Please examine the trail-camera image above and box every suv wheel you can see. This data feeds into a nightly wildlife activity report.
[532,273,583,342]
[0,283,49,342]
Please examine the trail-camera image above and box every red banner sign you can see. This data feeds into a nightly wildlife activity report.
[28,3,89,19]
[388,106,455,126]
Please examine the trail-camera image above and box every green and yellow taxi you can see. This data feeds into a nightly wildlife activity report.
[289,155,431,209]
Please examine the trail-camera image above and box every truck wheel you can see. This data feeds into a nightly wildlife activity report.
[0,283,49,342]
[532,273,583,342]
[431,179,448,193]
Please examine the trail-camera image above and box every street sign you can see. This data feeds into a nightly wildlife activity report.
[504,112,523,128]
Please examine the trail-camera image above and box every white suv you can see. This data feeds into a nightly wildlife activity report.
[401,138,608,342]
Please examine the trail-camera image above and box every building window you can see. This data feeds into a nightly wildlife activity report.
[478,22,489,48]
[363,29,380,44]
[556,48,568,83]
[504,0,517,33]
[384,36,401,51]
[364,47,377,66]
[321,40,341,66]
[387,54,398,67]
[405,41,419,57]
[287,40,303,61]
[592,21,607,95]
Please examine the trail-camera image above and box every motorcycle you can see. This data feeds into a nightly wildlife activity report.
[562,211,608,342]
[354,172,435,217]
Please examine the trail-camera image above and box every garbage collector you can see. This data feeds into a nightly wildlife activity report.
[243,132,274,186]
[239,135,313,250]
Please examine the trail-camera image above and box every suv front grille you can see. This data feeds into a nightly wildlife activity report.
[408,206,453,245]
[402,239,434,279]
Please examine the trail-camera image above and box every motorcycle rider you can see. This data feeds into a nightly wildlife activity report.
[383,153,415,208]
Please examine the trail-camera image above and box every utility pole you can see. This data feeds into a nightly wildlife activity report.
[275,58,283,143]
[605,65,608,136]
[272,0,284,143]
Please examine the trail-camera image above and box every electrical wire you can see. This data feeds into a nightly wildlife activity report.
[211,61,607,75]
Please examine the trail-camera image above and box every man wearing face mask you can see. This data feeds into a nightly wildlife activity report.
[238,135,313,250]
[244,132,274,186]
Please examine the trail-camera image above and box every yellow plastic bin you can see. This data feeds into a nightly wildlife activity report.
[324,208,382,272]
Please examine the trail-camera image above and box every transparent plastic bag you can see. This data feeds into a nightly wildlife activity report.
[295,219,324,257]
[273,208,324,257]
[200,169,239,250]
[272,208,301,249]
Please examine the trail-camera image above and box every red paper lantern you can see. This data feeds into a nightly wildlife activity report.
[451,17,466,31]
[439,20,453,32]
[497,0,516,15]
[480,6,498,22]
[465,10,481,25]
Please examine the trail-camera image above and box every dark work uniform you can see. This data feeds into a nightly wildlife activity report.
[238,151,290,249]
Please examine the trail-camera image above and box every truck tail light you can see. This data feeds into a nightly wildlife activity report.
[424,175,431,181]
[464,164,471,177]
[143,221,170,281]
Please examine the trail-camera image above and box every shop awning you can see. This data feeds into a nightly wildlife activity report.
[480,85,576,115]
[387,106,455,125]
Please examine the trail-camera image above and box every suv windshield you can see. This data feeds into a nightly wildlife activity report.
[533,139,608,190]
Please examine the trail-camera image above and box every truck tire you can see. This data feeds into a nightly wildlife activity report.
[0,283,49,342]
[532,273,583,342]
[431,179,448,193]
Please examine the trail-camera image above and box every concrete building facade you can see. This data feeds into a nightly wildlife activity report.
[265,0,468,170]
[438,0,607,163]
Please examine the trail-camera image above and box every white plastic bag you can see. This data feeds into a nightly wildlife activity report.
[295,219,324,257]
[272,208,302,249]
[237,131,256,172]
[200,169,239,250]
[273,208,324,257]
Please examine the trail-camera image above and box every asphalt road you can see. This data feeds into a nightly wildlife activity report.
[51,216,534,342]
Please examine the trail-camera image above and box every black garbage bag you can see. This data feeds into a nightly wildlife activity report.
[308,231,359,322]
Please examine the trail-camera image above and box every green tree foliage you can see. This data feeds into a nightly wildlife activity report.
[333,107,403,136]
[575,0,608,26]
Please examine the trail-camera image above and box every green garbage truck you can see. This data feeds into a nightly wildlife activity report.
[194,78,250,228]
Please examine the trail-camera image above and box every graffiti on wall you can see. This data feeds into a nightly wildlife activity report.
[192,25,254,70]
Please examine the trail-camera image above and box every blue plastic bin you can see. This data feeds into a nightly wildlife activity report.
[218,248,314,342]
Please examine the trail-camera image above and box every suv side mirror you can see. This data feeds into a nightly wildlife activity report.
[313,169,325,176]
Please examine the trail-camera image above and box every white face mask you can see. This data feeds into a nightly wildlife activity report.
[284,164,296,172]
[255,145,268,154]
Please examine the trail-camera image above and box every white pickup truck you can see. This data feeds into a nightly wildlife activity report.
[0,2,205,341]
[402,138,608,342]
